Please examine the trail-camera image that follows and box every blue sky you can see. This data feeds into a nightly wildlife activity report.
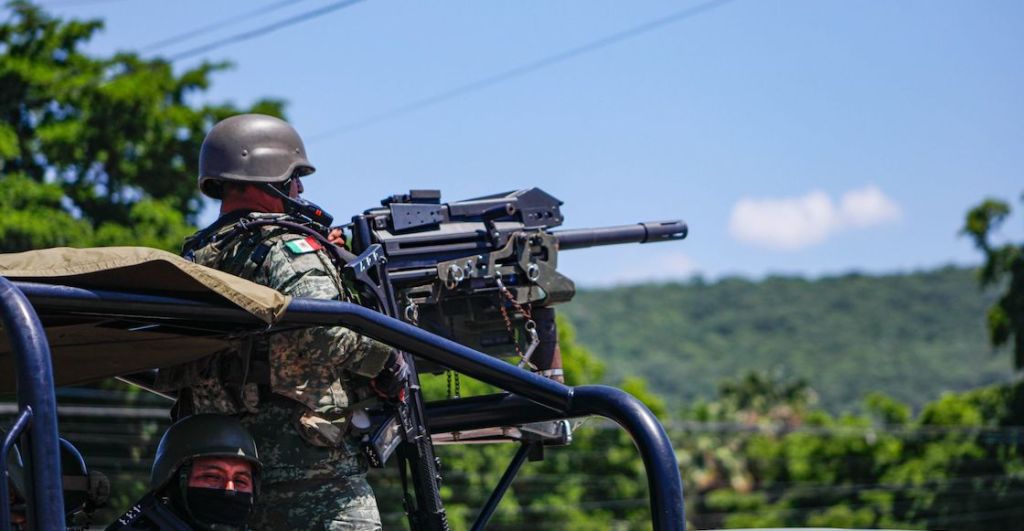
[41,0,1024,286]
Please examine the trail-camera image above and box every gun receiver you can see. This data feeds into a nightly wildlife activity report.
[345,188,687,360]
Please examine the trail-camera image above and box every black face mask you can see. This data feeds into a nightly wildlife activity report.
[185,487,254,529]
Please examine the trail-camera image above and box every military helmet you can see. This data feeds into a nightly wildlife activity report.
[150,414,261,494]
[198,114,315,199]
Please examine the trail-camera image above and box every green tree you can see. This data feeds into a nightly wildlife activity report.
[962,193,1024,369]
[374,316,667,530]
[682,374,1024,530]
[0,0,284,252]
[563,267,1007,412]
[0,1,289,520]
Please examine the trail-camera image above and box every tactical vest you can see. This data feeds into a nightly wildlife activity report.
[159,212,389,447]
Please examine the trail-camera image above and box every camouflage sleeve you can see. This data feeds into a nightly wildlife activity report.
[261,236,392,378]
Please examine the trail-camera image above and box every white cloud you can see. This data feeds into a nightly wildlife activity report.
[839,185,902,227]
[728,185,902,251]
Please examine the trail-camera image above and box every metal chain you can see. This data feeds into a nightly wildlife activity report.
[414,299,460,399]
[496,276,538,368]
[497,303,524,361]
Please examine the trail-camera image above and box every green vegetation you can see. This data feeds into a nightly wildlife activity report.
[962,193,1024,369]
[681,372,1024,530]
[561,266,1012,411]
[0,0,282,252]
[371,317,669,530]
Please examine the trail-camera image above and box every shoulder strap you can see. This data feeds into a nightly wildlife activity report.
[182,210,252,261]
[105,493,192,531]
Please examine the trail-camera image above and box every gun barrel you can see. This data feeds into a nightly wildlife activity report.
[551,220,687,251]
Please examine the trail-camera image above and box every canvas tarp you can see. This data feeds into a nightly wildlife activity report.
[0,247,290,393]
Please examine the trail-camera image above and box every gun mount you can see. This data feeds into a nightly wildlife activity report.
[346,188,687,366]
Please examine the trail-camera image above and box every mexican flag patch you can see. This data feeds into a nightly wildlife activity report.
[284,236,323,255]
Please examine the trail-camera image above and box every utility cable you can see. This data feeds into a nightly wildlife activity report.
[143,0,318,53]
[38,0,130,6]
[307,0,739,142]
[167,0,367,62]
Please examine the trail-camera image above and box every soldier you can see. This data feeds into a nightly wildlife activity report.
[159,113,405,529]
[4,443,26,530]
[4,436,108,530]
[108,414,261,530]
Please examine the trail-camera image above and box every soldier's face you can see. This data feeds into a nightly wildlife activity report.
[187,457,255,494]
[289,177,304,198]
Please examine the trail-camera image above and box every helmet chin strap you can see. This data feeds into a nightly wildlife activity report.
[261,182,334,228]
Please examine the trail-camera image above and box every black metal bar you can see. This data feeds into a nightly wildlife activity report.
[426,393,565,433]
[13,283,570,410]
[551,220,687,250]
[14,281,262,322]
[0,277,66,530]
[12,281,684,530]
[426,389,685,530]
[1,408,32,531]
[571,386,684,529]
[282,298,574,411]
[471,442,534,531]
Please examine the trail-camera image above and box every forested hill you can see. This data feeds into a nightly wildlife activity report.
[560,266,1013,412]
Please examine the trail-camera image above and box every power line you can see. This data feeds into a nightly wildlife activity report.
[666,418,1024,438]
[307,0,740,142]
[166,0,367,62]
[142,0,319,53]
[38,0,131,6]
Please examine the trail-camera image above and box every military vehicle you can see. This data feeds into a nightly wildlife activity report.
[0,188,686,530]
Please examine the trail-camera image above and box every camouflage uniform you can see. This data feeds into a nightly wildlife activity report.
[159,211,391,529]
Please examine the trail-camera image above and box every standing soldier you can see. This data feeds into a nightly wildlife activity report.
[158,114,406,529]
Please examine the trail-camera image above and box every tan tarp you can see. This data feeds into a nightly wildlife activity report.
[0,247,291,393]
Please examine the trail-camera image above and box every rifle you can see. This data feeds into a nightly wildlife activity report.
[339,188,686,530]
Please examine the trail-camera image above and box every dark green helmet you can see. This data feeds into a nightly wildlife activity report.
[149,414,261,494]
[198,114,316,199]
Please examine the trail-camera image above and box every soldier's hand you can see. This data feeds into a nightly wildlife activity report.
[371,351,410,402]
[327,228,346,246]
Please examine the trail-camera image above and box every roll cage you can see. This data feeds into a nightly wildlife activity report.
[0,275,684,530]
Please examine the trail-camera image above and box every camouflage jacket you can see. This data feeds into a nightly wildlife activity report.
[157,211,391,447]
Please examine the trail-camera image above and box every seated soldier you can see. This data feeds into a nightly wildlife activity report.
[4,444,26,529]
[5,435,105,530]
[107,414,261,531]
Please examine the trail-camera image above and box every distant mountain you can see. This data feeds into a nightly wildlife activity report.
[560,266,1013,412]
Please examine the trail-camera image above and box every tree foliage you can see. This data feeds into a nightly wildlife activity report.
[962,192,1024,369]
[370,317,668,530]
[0,0,284,252]
[680,371,1024,530]
[562,266,1010,411]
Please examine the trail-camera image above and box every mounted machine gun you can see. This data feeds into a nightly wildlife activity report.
[338,188,686,529]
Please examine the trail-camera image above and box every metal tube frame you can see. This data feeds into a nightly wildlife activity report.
[1,408,32,531]
[0,277,66,530]
[9,280,685,530]
[471,442,535,531]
